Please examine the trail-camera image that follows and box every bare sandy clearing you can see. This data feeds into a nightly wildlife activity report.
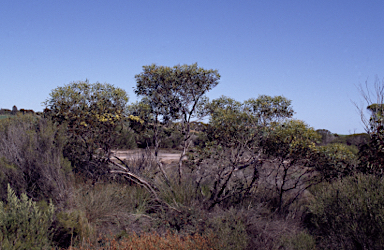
[111,149,184,162]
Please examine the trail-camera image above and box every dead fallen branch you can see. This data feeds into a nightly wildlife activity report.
[108,156,181,213]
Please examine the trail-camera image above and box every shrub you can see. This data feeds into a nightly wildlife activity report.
[308,174,384,249]
[280,230,316,250]
[0,184,54,249]
[208,208,248,250]
[241,204,311,250]
[358,137,384,176]
[159,126,183,149]
[56,179,153,247]
[52,209,94,248]
[73,181,151,225]
[317,143,358,179]
[110,123,137,149]
[0,114,72,206]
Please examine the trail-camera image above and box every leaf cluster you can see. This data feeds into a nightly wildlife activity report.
[0,184,55,249]
[263,120,320,160]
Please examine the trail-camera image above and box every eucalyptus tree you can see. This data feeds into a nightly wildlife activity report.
[44,80,129,176]
[190,95,294,209]
[317,143,358,179]
[134,63,220,183]
[262,120,321,212]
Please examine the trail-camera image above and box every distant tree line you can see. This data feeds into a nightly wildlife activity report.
[0,106,35,115]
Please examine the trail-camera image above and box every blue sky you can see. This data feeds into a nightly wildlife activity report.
[1,0,383,134]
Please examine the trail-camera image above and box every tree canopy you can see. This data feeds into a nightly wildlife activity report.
[134,63,220,123]
[44,80,129,176]
[189,95,295,209]
[134,63,220,182]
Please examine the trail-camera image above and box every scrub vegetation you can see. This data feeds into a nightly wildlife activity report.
[0,65,383,249]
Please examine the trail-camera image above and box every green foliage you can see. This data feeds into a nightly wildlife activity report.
[315,130,367,178]
[244,94,294,126]
[135,63,220,182]
[0,115,11,120]
[110,121,138,150]
[189,95,294,209]
[53,209,93,248]
[367,103,384,129]
[206,96,257,143]
[355,77,384,176]
[160,125,184,149]
[0,184,54,249]
[0,114,72,205]
[126,101,158,148]
[44,80,129,177]
[358,142,384,176]
[308,174,384,249]
[280,231,316,250]
[135,63,220,123]
[261,120,322,212]
[205,95,294,146]
[126,102,184,148]
[208,209,248,250]
[317,143,358,179]
[264,120,320,159]
[358,118,384,176]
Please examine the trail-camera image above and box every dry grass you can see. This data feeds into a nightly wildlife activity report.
[66,231,222,250]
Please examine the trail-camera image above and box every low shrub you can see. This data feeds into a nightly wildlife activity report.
[69,180,152,242]
[280,230,316,250]
[0,184,54,250]
[243,207,309,250]
[308,174,384,249]
[0,114,73,206]
[52,209,94,249]
[208,208,248,250]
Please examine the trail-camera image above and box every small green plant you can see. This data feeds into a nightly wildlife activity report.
[0,184,55,249]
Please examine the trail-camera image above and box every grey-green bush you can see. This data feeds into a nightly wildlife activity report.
[0,114,72,206]
[0,184,55,249]
[308,174,384,249]
[280,231,316,250]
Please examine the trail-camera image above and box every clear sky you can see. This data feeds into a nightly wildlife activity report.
[1,0,383,134]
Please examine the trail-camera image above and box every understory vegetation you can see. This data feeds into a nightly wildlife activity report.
[1,66,383,249]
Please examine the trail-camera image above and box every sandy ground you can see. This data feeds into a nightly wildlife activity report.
[111,149,183,162]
